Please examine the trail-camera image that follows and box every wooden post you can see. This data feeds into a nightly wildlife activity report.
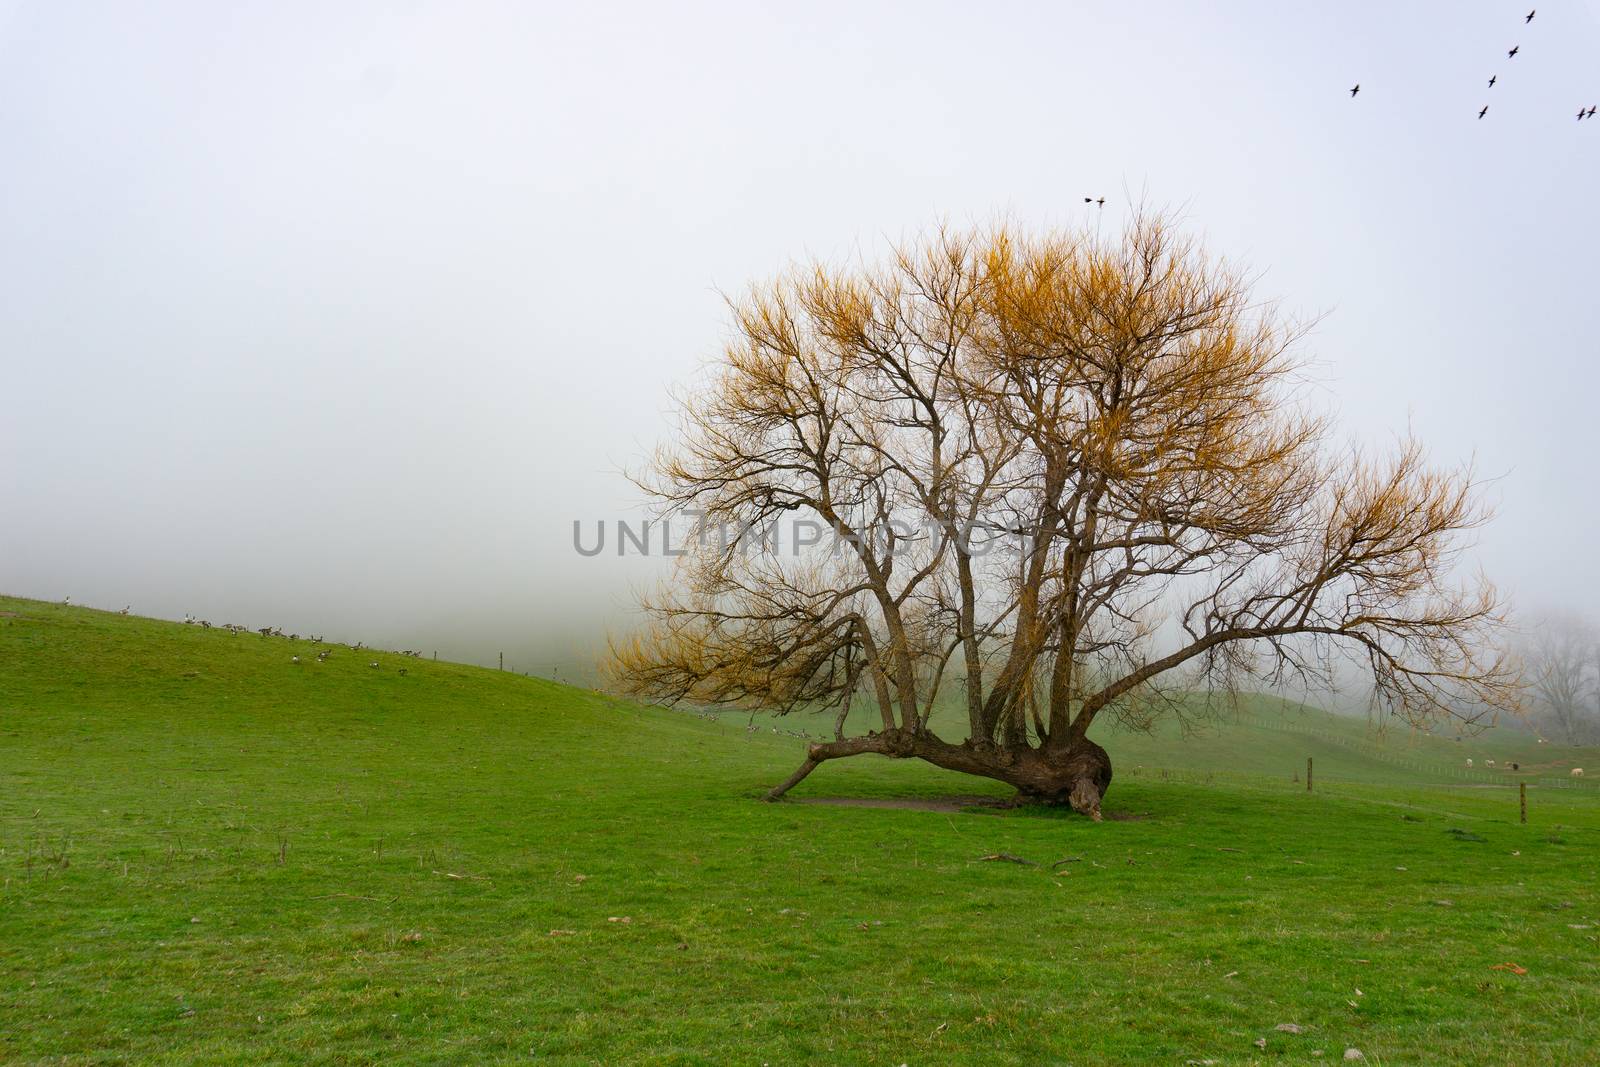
[1306,757,1313,792]
[499,651,504,671]
[1520,781,1527,824]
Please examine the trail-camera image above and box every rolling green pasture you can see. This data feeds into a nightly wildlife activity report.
[2,596,1597,1065]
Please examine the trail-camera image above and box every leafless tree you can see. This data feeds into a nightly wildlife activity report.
[608,216,1517,818]
[1521,610,1599,744]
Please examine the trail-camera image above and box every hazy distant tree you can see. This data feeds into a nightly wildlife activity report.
[609,216,1516,818]
[1522,611,1599,744]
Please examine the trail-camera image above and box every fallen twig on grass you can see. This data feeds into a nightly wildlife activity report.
[432,869,490,881]
[978,853,1038,866]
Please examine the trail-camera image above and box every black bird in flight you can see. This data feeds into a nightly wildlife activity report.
[1508,45,1520,58]
[1479,105,1490,119]
[1526,9,1535,23]
[1488,75,1497,87]
[1580,107,1588,121]
[1589,107,1597,119]
[1350,83,1360,97]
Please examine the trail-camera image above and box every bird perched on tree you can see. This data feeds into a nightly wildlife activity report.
[1508,45,1519,58]
[1350,83,1360,97]
[1488,75,1497,87]
[1479,105,1490,119]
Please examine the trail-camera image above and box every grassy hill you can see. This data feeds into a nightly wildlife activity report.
[2,595,1598,1064]
[1096,696,1593,787]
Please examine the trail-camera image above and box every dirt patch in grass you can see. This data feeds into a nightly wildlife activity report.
[792,796,1153,819]
[792,795,1008,813]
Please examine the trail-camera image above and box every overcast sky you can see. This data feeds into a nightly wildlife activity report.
[2,1,1597,677]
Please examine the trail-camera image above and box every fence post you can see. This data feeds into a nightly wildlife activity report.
[1520,781,1527,824]
[1307,757,1313,793]
[499,651,503,671]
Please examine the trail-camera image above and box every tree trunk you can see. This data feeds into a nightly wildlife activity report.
[765,730,1113,820]
[1001,737,1113,821]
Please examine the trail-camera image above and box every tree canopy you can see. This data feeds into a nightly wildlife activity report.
[609,216,1515,816]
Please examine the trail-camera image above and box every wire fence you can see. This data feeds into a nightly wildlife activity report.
[1243,716,1598,791]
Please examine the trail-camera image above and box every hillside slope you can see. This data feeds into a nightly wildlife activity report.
[2,596,1598,1065]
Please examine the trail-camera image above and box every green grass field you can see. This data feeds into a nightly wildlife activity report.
[3,595,1598,1065]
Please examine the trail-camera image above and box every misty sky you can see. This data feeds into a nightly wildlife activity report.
[3,1,1597,678]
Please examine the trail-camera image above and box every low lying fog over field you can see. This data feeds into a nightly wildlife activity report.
[3,1,1598,684]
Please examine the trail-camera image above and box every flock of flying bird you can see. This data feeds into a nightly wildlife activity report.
[1079,9,1587,208]
[1349,9,1595,121]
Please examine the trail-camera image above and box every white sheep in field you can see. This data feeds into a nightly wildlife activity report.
[1486,759,1496,768]
[1573,768,1585,778]
[1465,758,1474,767]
